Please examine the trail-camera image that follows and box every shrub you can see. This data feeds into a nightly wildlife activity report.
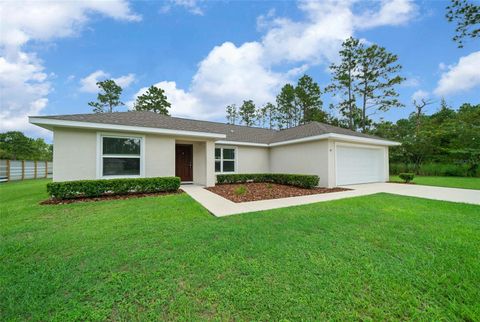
[47,177,181,200]
[234,185,248,196]
[398,173,415,183]
[390,162,478,177]
[216,173,319,189]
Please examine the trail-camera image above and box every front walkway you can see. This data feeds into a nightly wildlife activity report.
[181,183,480,217]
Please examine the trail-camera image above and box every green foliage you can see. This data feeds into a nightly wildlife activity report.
[446,0,480,47]
[88,79,124,113]
[276,84,297,128]
[328,37,405,132]
[375,102,480,177]
[238,100,257,126]
[0,131,52,160]
[233,185,248,196]
[225,104,238,124]
[216,173,319,189]
[390,162,478,177]
[47,177,180,199]
[398,173,415,183]
[295,74,326,124]
[133,85,171,115]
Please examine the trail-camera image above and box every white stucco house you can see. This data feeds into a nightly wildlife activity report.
[29,111,400,187]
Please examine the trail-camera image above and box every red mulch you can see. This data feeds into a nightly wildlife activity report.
[206,183,350,203]
[40,190,184,205]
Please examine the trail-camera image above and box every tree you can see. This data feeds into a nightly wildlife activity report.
[262,102,277,129]
[0,131,52,160]
[134,85,171,115]
[295,74,325,124]
[446,0,480,47]
[276,84,296,129]
[356,43,405,132]
[239,100,257,126]
[88,79,124,113]
[412,98,434,134]
[327,37,362,130]
[225,104,238,125]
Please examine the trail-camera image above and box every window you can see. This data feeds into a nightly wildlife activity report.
[215,147,235,173]
[100,135,143,177]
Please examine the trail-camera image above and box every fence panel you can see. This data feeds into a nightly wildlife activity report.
[0,160,53,182]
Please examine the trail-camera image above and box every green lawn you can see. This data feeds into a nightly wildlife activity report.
[1,180,480,320]
[390,175,480,190]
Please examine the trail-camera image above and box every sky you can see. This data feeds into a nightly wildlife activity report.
[0,0,479,141]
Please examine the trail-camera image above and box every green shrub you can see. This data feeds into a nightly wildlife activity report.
[234,185,248,196]
[398,173,415,183]
[47,177,181,200]
[216,173,319,189]
[390,162,478,177]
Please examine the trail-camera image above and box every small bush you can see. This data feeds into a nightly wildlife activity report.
[399,173,415,183]
[47,177,181,200]
[234,185,248,196]
[216,173,319,189]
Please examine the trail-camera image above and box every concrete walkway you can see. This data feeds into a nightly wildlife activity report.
[181,183,480,217]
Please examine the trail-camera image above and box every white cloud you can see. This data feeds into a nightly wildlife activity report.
[79,70,136,93]
[0,0,140,135]
[354,0,417,29]
[434,51,480,96]
[411,90,429,102]
[133,0,417,120]
[160,0,204,15]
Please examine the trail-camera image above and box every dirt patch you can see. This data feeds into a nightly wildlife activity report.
[40,190,183,205]
[206,183,350,203]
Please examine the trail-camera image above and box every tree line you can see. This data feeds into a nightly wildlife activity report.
[225,36,404,132]
[0,132,53,161]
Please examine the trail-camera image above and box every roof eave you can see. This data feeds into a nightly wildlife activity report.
[28,117,227,140]
[269,133,401,147]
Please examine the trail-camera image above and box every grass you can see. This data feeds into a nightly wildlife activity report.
[1,179,480,320]
[390,175,480,190]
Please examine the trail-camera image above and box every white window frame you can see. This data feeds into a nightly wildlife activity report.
[215,146,237,174]
[96,132,145,179]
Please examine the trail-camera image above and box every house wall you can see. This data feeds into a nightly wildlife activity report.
[214,144,270,174]
[270,140,330,187]
[144,134,175,177]
[53,128,97,181]
[53,129,175,182]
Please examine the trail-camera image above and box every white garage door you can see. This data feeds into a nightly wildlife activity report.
[336,145,385,186]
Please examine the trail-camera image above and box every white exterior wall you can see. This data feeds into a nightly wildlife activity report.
[145,134,175,177]
[215,145,270,174]
[270,140,330,187]
[53,128,97,181]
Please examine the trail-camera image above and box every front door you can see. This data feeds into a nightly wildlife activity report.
[175,144,193,182]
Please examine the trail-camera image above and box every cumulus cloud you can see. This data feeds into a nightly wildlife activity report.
[132,0,417,120]
[434,51,480,96]
[80,70,136,93]
[0,0,140,135]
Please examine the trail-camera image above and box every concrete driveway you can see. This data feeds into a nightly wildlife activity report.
[181,183,480,217]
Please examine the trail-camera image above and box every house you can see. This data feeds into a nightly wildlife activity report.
[29,111,400,187]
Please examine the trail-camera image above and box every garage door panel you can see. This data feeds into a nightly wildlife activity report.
[336,145,385,185]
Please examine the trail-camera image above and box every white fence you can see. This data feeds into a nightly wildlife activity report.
[0,160,53,182]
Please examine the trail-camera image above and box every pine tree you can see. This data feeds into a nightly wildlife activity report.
[88,79,124,113]
[134,86,171,115]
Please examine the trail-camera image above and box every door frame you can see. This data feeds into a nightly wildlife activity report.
[175,144,193,182]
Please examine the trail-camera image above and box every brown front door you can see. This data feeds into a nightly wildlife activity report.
[175,144,193,181]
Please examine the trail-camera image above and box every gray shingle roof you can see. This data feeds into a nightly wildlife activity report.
[33,111,390,144]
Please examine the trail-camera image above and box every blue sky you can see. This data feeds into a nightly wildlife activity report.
[1,0,479,140]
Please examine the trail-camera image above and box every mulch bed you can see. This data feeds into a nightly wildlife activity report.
[40,190,184,205]
[206,183,350,203]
